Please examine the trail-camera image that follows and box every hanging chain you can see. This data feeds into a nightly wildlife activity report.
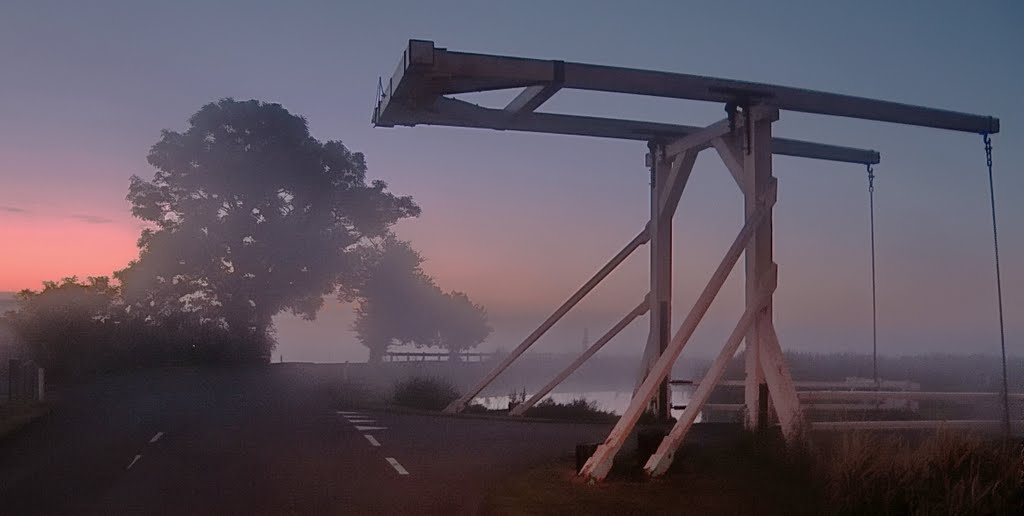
[867,164,878,387]
[983,133,1011,438]
[985,134,994,169]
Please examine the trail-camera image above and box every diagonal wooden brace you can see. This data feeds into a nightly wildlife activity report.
[444,227,649,413]
[644,266,778,477]
[509,295,650,416]
[758,319,804,440]
[579,179,777,481]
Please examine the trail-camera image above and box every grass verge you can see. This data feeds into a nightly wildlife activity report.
[519,397,618,423]
[483,429,1023,515]
[0,401,50,441]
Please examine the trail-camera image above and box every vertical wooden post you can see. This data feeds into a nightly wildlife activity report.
[649,142,672,419]
[743,105,779,430]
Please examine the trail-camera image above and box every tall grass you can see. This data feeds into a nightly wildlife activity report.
[819,431,1022,515]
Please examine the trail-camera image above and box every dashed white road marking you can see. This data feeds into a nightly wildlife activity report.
[364,434,381,447]
[336,411,364,416]
[355,425,387,431]
[385,457,409,475]
[149,432,164,443]
[346,419,375,424]
[126,454,142,470]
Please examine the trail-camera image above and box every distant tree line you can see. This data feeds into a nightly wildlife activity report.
[2,99,490,380]
[346,237,491,362]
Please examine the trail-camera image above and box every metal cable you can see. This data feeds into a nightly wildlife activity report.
[983,134,1011,437]
[867,165,878,387]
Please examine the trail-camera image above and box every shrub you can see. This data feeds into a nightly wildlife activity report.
[523,397,617,422]
[392,376,460,410]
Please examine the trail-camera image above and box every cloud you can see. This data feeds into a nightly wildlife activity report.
[0,205,27,213]
[69,214,114,224]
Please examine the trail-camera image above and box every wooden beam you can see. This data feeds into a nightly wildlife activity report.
[648,147,673,420]
[634,149,700,411]
[759,320,804,440]
[504,84,561,114]
[561,60,999,133]
[812,420,1024,431]
[799,391,1024,402]
[580,180,778,482]
[664,108,777,158]
[663,119,732,157]
[639,149,698,414]
[658,151,698,220]
[443,227,650,413]
[379,97,882,165]
[645,266,778,477]
[743,107,774,431]
[504,61,563,115]
[712,135,746,193]
[384,41,998,133]
[509,296,649,416]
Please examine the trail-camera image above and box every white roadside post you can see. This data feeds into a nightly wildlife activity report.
[36,367,45,402]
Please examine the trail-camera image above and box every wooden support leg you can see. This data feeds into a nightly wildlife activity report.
[639,148,697,418]
[743,106,778,431]
[579,182,776,482]
[649,144,673,419]
[645,266,777,477]
[758,319,804,440]
[509,296,649,416]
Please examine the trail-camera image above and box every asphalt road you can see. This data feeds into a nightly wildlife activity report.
[0,364,611,515]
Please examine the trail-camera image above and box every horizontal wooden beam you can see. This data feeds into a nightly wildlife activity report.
[799,391,1024,402]
[812,420,1024,431]
[378,40,999,134]
[382,97,881,165]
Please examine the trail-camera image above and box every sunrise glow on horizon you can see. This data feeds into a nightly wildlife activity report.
[1,2,1019,362]
[0,211,140,292]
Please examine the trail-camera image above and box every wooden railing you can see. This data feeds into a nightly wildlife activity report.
[381,351,494,363]
[683,377,1024,432]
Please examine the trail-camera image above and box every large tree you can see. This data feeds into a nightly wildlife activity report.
[123,99,419,361]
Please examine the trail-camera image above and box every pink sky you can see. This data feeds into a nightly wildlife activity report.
[1,1,1020,363]
[0,210,139,292]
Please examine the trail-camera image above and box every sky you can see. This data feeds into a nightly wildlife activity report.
[1,0,1021,363]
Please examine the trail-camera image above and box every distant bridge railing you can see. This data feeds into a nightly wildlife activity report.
[381,351,494,363]
[678,377,1024,432]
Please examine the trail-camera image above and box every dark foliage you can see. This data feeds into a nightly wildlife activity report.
[523,397,618,422]
[6,99,423,376]
[120,98,419,361]
[392,376,461,410]
[352,237,491,361]
[4,276,278,380]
